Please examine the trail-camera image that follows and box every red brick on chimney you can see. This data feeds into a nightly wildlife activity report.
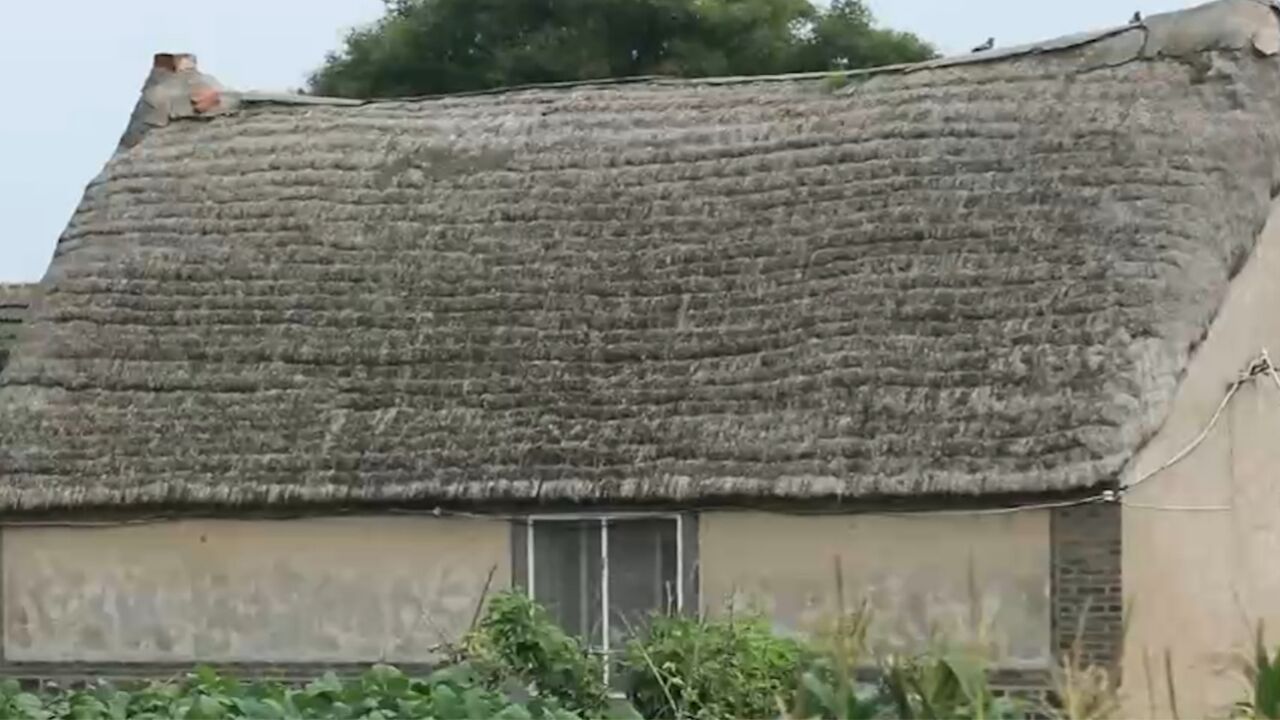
[191,86,223,114]
[119,52,236,148]
[153,53,198,73]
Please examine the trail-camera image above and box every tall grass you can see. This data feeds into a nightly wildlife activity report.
[775,558,1024,720]
[1046,601,1128,720]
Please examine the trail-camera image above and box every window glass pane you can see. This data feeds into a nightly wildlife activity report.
[533,520,603,649]
[607,518,678,685]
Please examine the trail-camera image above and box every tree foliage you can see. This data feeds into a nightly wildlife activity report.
[309,0,935,98]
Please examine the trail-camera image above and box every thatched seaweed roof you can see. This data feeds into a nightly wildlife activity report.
[0,285,33,375]
[3,0,1280,511]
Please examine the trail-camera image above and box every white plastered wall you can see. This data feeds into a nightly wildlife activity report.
[2,516,508,663]
[1124,197,1280,718]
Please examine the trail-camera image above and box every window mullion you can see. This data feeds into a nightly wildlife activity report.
[526,521,535,597]
[578,524,589,639]
[676,514,684,612]
[600,518,610,686]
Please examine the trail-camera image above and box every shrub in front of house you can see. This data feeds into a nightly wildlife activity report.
[623,614,809,719]
[622,607,1024,720]
[462,591,612,717]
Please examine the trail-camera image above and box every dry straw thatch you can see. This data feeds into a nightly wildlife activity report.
[0,284,32,375]
[3,0,1280,511]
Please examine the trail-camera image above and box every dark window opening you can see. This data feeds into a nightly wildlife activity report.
[523,516,685,688]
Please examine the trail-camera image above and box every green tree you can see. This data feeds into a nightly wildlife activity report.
[309,0,935,98]
[798,0,938,71]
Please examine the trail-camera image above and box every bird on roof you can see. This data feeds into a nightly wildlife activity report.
[972,37,995,53]
[1131,11,1142,23]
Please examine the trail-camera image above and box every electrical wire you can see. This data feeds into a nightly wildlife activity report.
[1120,501,1232,512]
[860,495,1107,518]
[1114,349,1280,512]
[1119,380,1243,494]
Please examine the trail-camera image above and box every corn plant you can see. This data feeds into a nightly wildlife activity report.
[1234,624,1280,719]
[887,653,1012,720]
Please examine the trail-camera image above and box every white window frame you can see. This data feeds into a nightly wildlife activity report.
[525,513,685,685]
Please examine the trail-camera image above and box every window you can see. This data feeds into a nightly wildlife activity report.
[515,515,694,687]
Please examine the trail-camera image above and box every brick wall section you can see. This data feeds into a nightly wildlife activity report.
[1050,501,1123,673]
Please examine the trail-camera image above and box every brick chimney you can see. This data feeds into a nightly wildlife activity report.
[117,53,238,149]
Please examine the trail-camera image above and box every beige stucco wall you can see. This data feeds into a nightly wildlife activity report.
[699,511,1051,667]
[2,516,508,663]
[1123,198,1280,718]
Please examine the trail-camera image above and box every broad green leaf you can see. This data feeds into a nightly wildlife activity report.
[308,672,344,697]
[494,703,534,720]
[430,684,465,719]
[462,687,494,719]
[232,697,286,719]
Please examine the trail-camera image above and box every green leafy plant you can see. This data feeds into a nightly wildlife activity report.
[882,652,1022,720]
[785,649,1022,720]
[785,559,1021,720]
[0,663,580,720]
[624,613,807,719]
[786,594,888,720]
[787,657,887,719]
[464,591,610,717]
[0,589,1150,720]
[1235,624,1280,719]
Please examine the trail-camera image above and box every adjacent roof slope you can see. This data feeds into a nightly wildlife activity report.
[0,285,33,375]
[3,0,1280,511]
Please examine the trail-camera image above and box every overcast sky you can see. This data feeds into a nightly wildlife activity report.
[0,0,1203,283]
